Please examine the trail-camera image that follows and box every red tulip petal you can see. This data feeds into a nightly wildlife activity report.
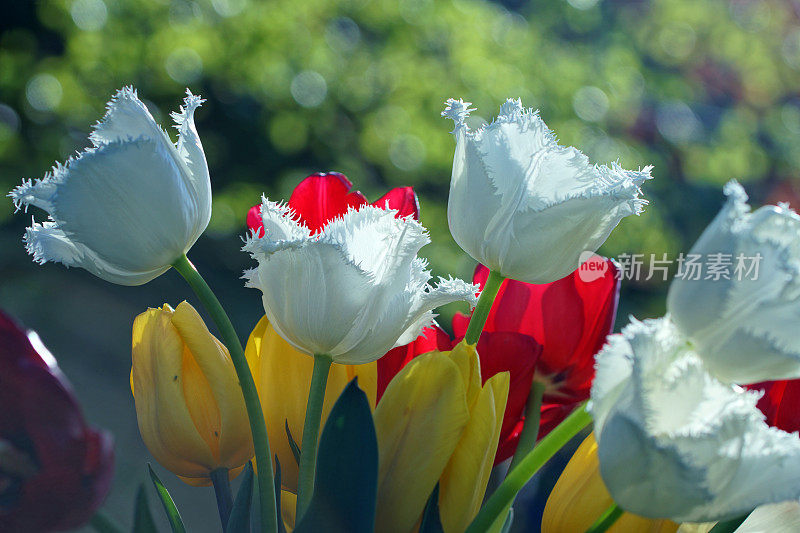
[371,187,420,220]
[476,332,540,464]
[452,312,470,341]
[288,172,368,233]
[246,204,265,237]
[494,402,577,464]
[0,311,113,532]
[376,325,453,402]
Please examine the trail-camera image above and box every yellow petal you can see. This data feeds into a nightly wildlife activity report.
[171,302,254,472]
[373,351,470,533]
[439,370,510,533]
[449,340,483,409]
[131,304,216,477]
[542,433,679,533]
[244,315,377,491]
[281,490,297,533]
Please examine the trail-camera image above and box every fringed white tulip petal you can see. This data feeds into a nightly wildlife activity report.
[399,277,479,345]
[89,86,165,146]
[736,502,800,533]
[667,180,800,384]
[248,198,310,243]
[443,97,651,284]
[50,140,200,270]
[24,221,168,285]
[171,90,211,226]
[243,204,475,364]
[246,239,373,358]
[9,87,212,286]
[591,317,800,523]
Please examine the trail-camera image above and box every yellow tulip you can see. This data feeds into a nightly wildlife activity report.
[244,315,377,492]
[373,341,509,533]
[542,433,679,533]
[131,302,254,486]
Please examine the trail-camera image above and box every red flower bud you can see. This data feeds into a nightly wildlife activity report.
[0,311,113,532]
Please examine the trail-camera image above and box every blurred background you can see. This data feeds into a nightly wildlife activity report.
[1,0,798,530]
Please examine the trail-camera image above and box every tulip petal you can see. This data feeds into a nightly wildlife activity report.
[592,317,800,522]
[89,86,165,146]
[372,186,420,219]
[132,306,217,476]
[171,90,211,226]
[170,302,253,472]
[439,370,509,533]
[374,352,470,533]
[244,316,377,491]
[288,172,368,233]
[542,433,678,533]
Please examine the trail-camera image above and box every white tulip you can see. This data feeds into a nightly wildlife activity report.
[590,316,800,523]
[242,200,478,364]
[667,181,800,384]
[9,87,211,285]
[441,97,652,284]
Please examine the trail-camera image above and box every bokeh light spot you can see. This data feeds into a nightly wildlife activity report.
[70,0,108,31]
[291,71,327,108]
[26,74,63,112]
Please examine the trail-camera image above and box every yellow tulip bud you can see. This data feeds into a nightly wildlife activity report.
[244,315,377,492]
[373,340,509,533]
[542,433,678,533]
[131,302,254,486]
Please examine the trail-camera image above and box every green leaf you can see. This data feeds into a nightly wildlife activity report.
[500,508,514,533]
[89,512,124,533]
[419,484,443,533]
[294,379,378,533]
[147,464,186,533]
[285,420,301,465]
[133,484,158,533]
[274,456,286,533]
[226,462,253,533]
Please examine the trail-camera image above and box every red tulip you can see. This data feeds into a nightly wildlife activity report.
[377,257,620,464]
[247,171,419,236]
[0,311,114,532]
[753,379,800,433]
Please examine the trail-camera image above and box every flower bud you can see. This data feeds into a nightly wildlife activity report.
[0,311,114,532]
[667,181,800,384]
[590,316,800,523]
[9,87,211,285]
[442,97,651,284]
[131,302,253,485]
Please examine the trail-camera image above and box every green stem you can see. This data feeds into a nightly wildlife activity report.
[708,513,750,533]
[210,468,233,529]
[90,512,123,533]
[508,380,546,473]
[171,254,277,533]
[466,403,592,533]
[585,503,623,533]
[296,353,333,519]
[464,270,505,345]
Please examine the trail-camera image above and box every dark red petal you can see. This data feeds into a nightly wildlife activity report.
[452,312,470,341]
[0,311,114,532]
[376,325,453,402]
[493,402,577,465]
[476,332,540,464]
[246,204,264,237]
[371,187,420,220]
[754,379,800,433]
[288,172,368,233]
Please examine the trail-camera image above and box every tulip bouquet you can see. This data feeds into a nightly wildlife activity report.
[7,86,800,533]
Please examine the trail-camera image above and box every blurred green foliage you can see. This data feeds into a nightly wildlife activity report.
[3,0,800,316]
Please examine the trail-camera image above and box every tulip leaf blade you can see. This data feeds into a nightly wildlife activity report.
[500,508,514,533]
[147,464,187,533]
[226,462,254,533]
[285,420,301,465]
[274,457,286,533]
[294,379,378,533]
[419,483,443,533]
[133,484,158,533]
